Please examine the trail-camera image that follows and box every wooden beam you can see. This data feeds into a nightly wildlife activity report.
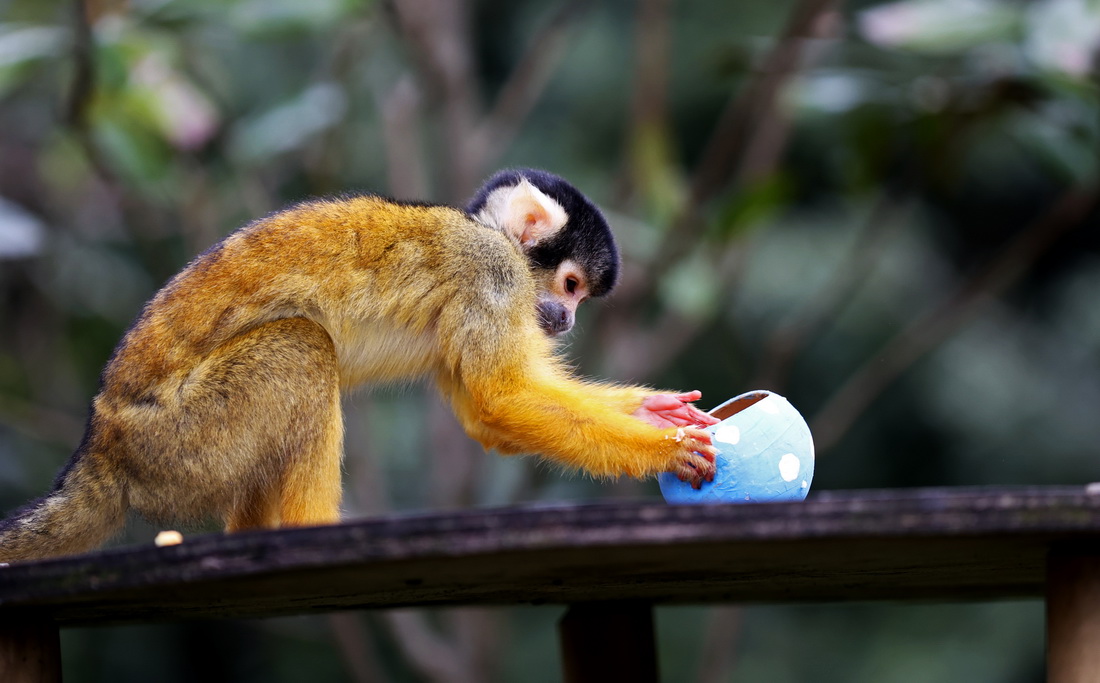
[3,487,1100,625]
[1047,553,1100,683]
[559,602,657,683]
[0,619,61,683]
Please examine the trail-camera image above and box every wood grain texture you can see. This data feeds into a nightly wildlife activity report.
[2,487,1100,626]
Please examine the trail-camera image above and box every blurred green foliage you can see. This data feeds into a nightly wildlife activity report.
[1,0,1098,680]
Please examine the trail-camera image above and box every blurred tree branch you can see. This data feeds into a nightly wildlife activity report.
[697,606,743,683]
[306,20,377,196]
[811,184,1100,453]
[693,0,841,195]
[469,1,588,171]
[631,0,672,136]
[652,0,839,289]
[328,613,389,683]
[754,190,913,391]
[599,0,840,382]
[390,0,585,200]
[65,0,95,132]
[381,75,430,199]
[381,610,476,683]
[64,0,175,277]
[65,0,122,196]
[0,396,84,450]
[388,0,481,201]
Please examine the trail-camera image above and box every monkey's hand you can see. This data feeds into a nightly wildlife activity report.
[635,392,719,488]
[633,391,719,429]
[592,389,716,487]
[665,425,718,489]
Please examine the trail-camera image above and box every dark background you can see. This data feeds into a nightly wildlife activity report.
[1,0,1097,680]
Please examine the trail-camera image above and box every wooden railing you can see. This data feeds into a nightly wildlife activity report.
[3,486,1099,682]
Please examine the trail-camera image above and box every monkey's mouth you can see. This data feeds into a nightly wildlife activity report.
[537,302,574,336]
[539,317,573,336]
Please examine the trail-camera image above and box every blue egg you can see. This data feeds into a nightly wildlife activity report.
[658,390,814,504]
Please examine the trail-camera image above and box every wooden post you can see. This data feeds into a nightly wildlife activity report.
[1047,553,1100,683]
[0,619,62,683]
[558,602,658,683]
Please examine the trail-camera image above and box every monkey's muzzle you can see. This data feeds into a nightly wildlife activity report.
[537,300,574,336]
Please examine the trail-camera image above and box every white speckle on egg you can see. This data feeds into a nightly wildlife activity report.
[778,453,800,482]
[758,397,780,414]
[801,480,809,489]
[714,422,740,445]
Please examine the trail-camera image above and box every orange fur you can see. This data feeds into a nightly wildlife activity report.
[0,195,714,563]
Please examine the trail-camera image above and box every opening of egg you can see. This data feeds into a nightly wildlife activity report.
[710,391,770,420]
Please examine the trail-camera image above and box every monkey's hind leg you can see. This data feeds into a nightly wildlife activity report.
[163,317,345,533]
[223,479,284,532]
[276,369,345,529]
[225,317,345,532]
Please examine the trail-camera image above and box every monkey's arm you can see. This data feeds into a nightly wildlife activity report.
[547,382,714,423]
[432,225,716,484]
[550,382,718,429]
[439,340,717,484]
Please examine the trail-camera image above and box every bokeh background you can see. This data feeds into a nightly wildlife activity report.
[1,0,1098,680]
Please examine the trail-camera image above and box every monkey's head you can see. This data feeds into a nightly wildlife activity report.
[467,169,620,336]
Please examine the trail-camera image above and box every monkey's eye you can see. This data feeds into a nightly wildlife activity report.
[565,277,579,295]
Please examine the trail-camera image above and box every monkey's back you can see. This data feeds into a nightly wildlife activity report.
[97,195,535,403]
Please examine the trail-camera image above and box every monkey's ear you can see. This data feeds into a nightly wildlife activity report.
[475,178,568,247]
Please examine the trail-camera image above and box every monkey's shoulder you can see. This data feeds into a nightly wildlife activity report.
[220,194,501,255]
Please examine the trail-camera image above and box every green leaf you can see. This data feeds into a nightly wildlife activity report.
[230,82,347,162]
[858,0,1020,54]
[0,23,65,95]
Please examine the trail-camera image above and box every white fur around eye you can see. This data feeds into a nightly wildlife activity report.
[557,260,587,297]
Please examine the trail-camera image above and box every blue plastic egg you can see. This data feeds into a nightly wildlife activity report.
[658,390,814,504]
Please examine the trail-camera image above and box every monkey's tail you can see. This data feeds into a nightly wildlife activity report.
[0,449,126,564]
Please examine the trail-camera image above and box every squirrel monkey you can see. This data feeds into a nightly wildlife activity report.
[0,168,717,563]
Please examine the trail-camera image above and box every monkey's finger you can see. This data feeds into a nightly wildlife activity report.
[674,461,708,488]
[633,407,682,429]
[674,466,695,483]
[682,427,715,452]
[642,394,688,411]
[634,394,712,428]
[688,449,717,483]
[674,452,716,488]
[698,455,717,483]
[656,404,706,426]
[672,390,703,403]
[682,440,717,483]
[667,391,719,426]
[682,403,719,426]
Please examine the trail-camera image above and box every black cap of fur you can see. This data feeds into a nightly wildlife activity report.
[466,168,620,298]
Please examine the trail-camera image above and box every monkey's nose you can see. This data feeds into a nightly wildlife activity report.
[537,301,574,336]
